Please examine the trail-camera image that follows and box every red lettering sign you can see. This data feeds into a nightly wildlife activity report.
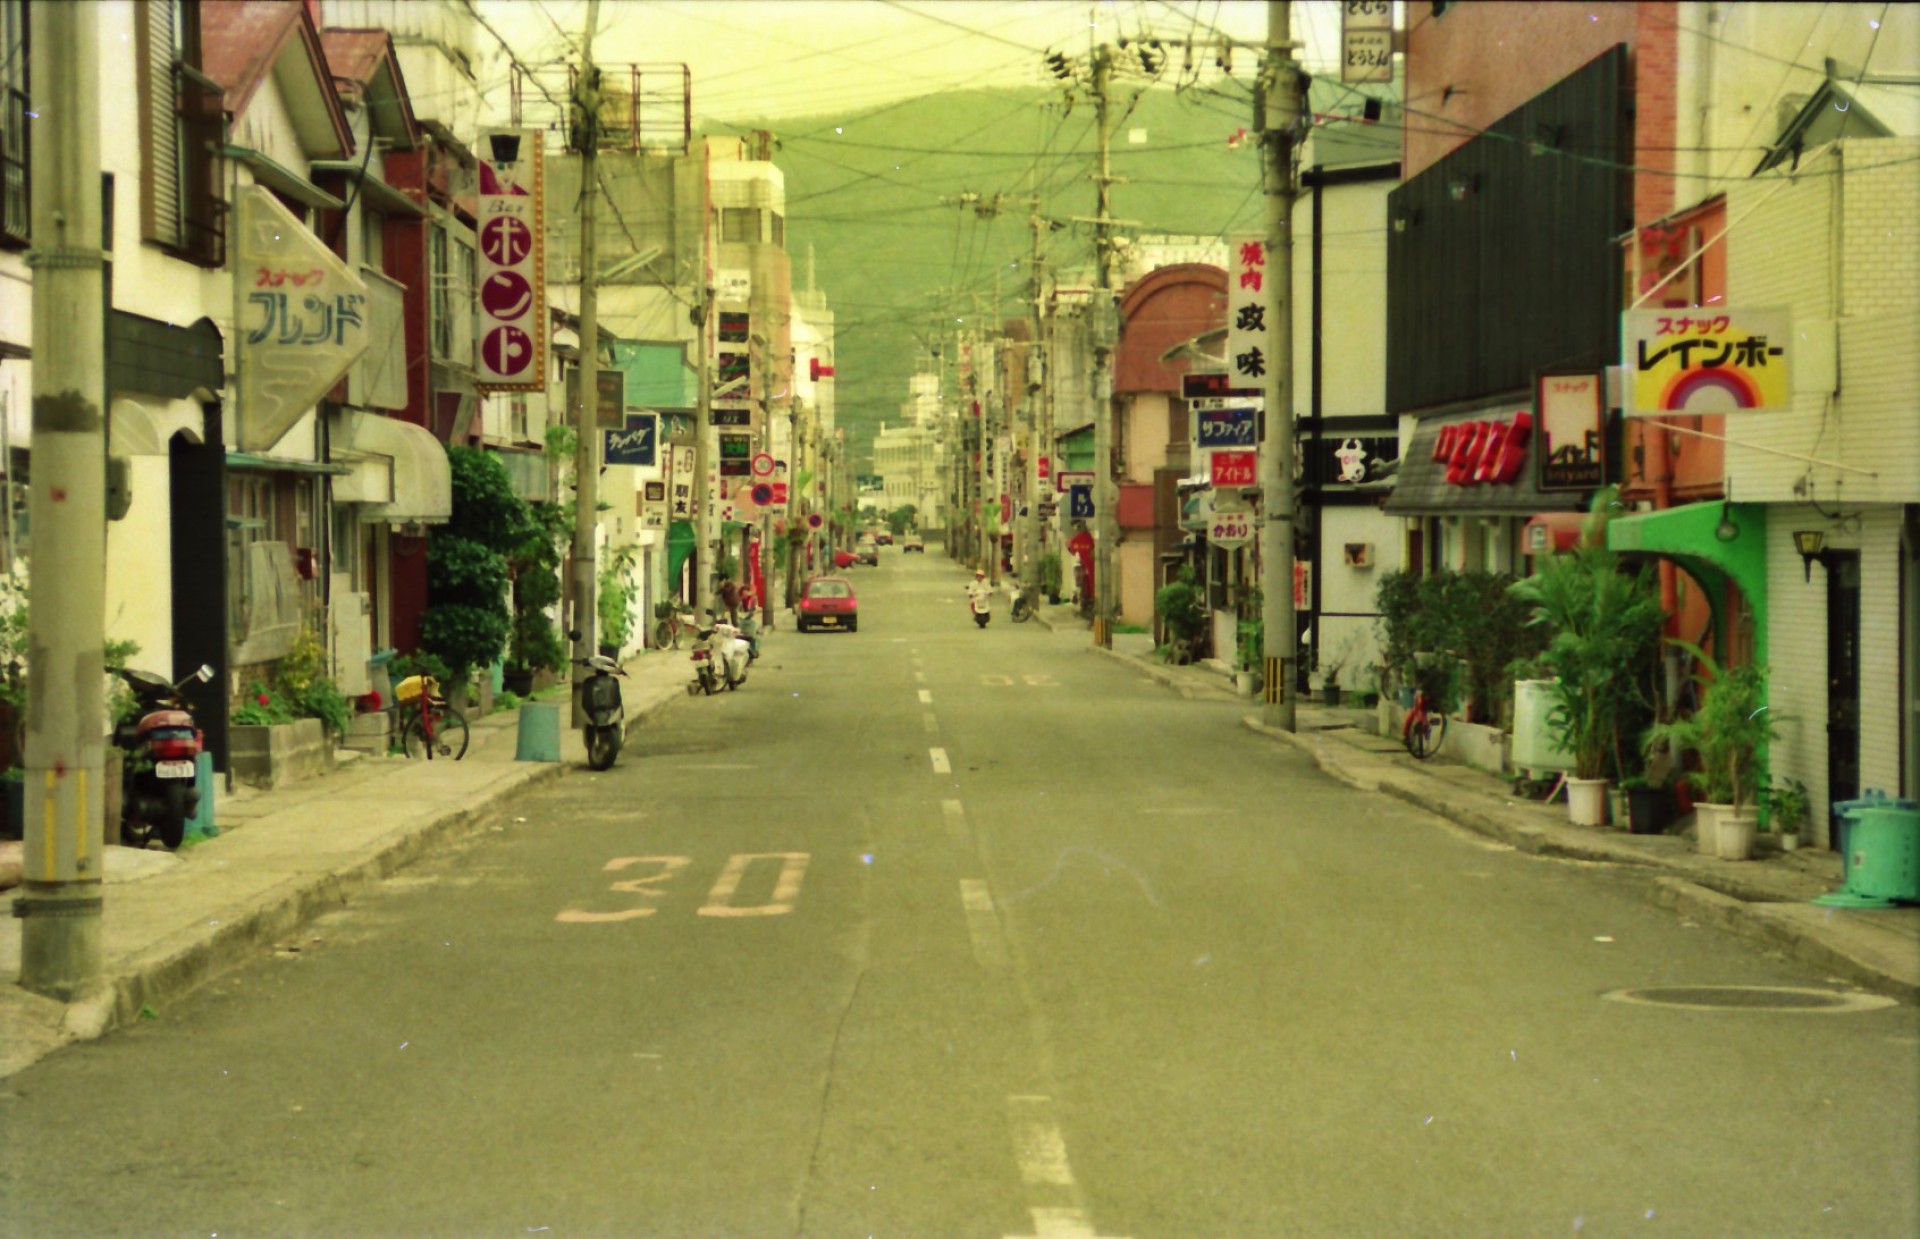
[1211,450,1257,488]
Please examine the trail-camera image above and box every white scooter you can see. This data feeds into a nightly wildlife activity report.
[689,619,752,693]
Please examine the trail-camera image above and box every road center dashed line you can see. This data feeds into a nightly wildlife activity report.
[1004,1096,1127,1238]
[959,879,1008,969]
[922,713,940,734]
[930,747,951,774]
[918,689,933,704]
[941,798,970,847]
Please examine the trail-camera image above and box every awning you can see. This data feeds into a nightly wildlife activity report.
[226,452,350,476]
[332,411,451,524]
[224,146,347,211]
[310,160,424,217]
[1383,402,1585,516]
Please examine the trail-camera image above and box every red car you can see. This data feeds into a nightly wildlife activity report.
[797,575,859,633]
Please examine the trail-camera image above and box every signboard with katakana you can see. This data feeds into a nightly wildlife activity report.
[1226,237,1272,394]
[1198,408,1256,448]
[604,413,658,468]
[475,130,546,391]
[1623,308,1791,416]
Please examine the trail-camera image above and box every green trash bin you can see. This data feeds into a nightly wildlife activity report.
[1816,805,1920,909]
[515,702,561,763]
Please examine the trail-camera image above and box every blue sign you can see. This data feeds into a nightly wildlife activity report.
[1068,484,1094,520]
[604,413,657,467]
[1197,407,1256,448]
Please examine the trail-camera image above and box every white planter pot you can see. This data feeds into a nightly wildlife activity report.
[1694,802,1730,856]
[1717,809,1758,861]
[1566,777,1610,828]
[1779,831,1801,853]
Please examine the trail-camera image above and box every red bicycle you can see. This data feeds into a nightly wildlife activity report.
[1401,669,1449,761]
[395,674,470,761]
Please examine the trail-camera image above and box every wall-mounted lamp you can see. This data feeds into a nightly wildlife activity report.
[1714,500,1740,542]
[1794,529,1840,582]
[1392,207,1420,233]
[1447,175,1477,202]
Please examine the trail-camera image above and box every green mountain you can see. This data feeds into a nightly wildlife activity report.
[721,83,1274,463]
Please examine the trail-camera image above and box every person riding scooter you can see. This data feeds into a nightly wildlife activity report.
[966,570,993,629]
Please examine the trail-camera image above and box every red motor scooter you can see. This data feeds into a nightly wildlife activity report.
[114,665,213,849]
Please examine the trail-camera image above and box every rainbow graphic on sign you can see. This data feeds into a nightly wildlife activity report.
[1624,309,1791,416]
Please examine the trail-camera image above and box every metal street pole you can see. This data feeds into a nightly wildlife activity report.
[568,0,603,728]
[18,1,106,997]
[1259,0,1300,731]
[1090,44,1117,648]
[692,284,713,619]
[1022,205,1047,597]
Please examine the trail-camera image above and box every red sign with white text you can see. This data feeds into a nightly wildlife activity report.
[1211,450,1257,488]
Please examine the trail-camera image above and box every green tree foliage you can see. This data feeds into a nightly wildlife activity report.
[507,501,569,674]
[423,446,530,681]
[885,504,917,536]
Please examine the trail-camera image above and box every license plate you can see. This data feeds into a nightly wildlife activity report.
[155,760,195,779]
[819,616,838,626]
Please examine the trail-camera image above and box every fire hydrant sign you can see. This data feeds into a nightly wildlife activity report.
[475,130,546,391]
[1623,308,1791,415]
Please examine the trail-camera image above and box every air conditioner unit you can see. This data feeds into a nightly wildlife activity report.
[1342,541,1374,568]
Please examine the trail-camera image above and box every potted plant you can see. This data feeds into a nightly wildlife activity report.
[1767,778,1811,852]
[597,543,640,658]
[505,501,567,696]
[1643,642,1780,860]
[1153,567,1206,665]
[1508,528,1664,829]
[1039,551,1065,605]
[1234,612,1264,699]
[1317,630,1362,707]
[422,447,522,699]
[1619,774,1673,835]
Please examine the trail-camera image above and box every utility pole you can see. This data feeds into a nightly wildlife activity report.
[1090,43,1117,648]
[18,1,105,997]
[1259,0,1300,730]
[568,0,603,727]
[1021,205,1048,598]
[692,283,713,618]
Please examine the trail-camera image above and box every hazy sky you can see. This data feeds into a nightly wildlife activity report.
[473,1,1342,127]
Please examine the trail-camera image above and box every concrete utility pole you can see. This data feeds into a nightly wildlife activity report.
[1021,205,1048,598]
[692,283,713,619]
[18,2,105,998]
[1090,43,1118,649]
[568,0,603,728]
[1259,0,1301,730]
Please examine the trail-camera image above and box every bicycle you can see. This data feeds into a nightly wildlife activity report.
[651,608,697,650]
[1401,674,1448,761]
[395,674,469,761]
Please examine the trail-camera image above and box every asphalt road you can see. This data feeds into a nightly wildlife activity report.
[3,551,1916,1237]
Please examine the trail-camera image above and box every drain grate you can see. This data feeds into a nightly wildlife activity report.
[1604,985,1898,1014]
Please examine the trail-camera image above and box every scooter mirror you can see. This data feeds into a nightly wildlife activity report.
[194,665,215,682]
[567,629,583,642]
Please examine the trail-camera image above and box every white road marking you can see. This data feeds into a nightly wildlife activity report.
[960,879,1008,968]
[918,689,933,704]
[942,798,969,847]
[930,747,951,774]
[1003,1096,1128,1238]
[922,713,939,733]
[914,670,927,683]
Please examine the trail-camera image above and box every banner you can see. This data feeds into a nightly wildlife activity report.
[1226,237,1272,394]
[236,186,369,451]
[475,129,546,390]
[1624,308,1791,415]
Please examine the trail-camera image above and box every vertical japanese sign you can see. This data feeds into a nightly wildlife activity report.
[475,130,546,391]
[1341,1,1394,84]
[236,186,369,451]
[713,305,753,421]
[1623,309,1791,415]
[1536,372,1606,492]
[1227,237,1271,392]
[670,445,696,522]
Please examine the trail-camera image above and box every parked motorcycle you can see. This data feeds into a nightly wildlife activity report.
[1010,584,1037,623]
[687,619,752,696]
[114,664,214,850]
[688,631,721,696]
[573,653,628,771]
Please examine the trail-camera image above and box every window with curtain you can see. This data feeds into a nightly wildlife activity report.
[137,0,224,266]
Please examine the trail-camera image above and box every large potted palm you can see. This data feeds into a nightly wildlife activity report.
[1509,537,1663,828]
[1644,643,1778,859]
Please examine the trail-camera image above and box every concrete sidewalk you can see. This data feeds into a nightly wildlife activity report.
[1035,601,1920,1004]
[0,645,700,1078]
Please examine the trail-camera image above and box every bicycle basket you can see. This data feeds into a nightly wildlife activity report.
[395,674,440,703]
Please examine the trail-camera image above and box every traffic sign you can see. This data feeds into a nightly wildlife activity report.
[751,452,776,478]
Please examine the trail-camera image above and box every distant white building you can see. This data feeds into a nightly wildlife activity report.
[874,373,946,529]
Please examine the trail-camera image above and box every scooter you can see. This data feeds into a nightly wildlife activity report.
[688,630,721,696]
[1010,584,1037,623]
[114,664,214,850]
[710,621,751,689]
[572,652,628,771]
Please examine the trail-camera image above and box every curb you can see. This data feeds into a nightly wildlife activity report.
[1238,713,1916,1003]
[15,679,692,1073]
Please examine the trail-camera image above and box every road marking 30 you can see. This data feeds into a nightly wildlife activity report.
[556,853,810,922]
[930,747,952,774]
[980,673,1061,688]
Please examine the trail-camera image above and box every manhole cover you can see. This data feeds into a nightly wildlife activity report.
[1603,986,1898,1013]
